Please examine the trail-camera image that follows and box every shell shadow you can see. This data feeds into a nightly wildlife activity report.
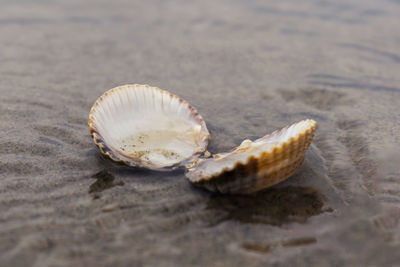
[204,186,331,227]
[89,152,186,197]
[89,170,125,195]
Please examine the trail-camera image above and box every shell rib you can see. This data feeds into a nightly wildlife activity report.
[88,84,210,170]
[185,119,317,194]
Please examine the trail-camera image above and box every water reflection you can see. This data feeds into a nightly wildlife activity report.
[205,186,331,226]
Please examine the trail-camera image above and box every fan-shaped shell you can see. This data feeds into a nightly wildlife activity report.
[88,84,210,170]
[185,119,317,194]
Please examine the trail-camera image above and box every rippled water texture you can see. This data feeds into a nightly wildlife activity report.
[1,0,400,266]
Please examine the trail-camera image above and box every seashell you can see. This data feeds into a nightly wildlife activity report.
[88,84,210,170]
[185,119,317,194]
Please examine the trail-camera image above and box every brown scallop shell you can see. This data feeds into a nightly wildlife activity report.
[185,119,317,194]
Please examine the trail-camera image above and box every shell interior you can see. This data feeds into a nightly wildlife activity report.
[89,84,210,170]
[185,119,317,193]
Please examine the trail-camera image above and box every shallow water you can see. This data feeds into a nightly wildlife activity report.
[1,0,400,266]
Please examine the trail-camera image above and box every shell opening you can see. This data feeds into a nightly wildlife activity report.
[89,85,210,170]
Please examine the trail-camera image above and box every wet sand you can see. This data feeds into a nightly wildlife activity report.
[1,0,400,266]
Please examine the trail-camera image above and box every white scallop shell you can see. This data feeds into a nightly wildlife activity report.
[185,119,317,194]
[88,84,210,170]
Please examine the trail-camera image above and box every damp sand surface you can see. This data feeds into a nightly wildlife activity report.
[1,0,400,266]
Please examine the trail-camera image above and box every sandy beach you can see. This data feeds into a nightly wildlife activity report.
[1,0,400,266]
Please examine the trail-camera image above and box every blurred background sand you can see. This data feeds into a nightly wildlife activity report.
[1,0,400,266]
